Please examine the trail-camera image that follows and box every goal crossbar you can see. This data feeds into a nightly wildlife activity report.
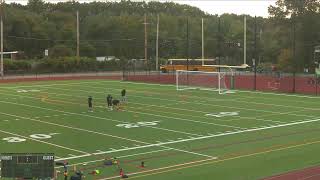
[202,63,250,69]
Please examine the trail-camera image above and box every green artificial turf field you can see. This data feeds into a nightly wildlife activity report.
[0,79,320,180]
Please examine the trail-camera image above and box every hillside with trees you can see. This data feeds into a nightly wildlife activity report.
[2,0,320,73]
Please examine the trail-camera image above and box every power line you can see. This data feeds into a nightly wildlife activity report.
[6,35,137,42]
[7,35,74,42]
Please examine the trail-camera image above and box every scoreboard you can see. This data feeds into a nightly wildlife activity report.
[0,153,54,179]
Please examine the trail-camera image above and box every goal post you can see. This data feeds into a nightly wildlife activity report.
[176,70,231,94]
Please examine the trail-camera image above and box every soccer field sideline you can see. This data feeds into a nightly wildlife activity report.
[3,80,315,120]
[0,81,318,143]
[0,90,219,161]
[0,82,317,135]
[1,79,320,179]
[0,82,316,153]
[2,79,320,107]
[22,80,320,121]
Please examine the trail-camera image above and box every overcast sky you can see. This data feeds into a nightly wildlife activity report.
[6,0,277,18]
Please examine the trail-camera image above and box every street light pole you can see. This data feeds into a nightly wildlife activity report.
[218,16,221,72]
[156,14,159,71]
[201,18,204,64]
[186,17,189,71]
[315,46,320,95]
[76,10,80,61]
[0,0,3,77]
[244,15,247,65]
[253,16,257,90]
[292,13,296,93]
[144,14,148,65]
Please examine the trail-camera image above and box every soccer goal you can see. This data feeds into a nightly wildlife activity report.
[176,70,231,94]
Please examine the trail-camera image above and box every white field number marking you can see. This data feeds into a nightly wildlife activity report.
[2,137,26,143]
[116,121,160,129]
[2,133,59,143]
[205,112,239,118]
[17,89,40,93]
[29,134,52,139]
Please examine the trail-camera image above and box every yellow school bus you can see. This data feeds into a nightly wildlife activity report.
[160,59,216,72]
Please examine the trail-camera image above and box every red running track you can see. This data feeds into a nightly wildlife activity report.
[262,166,320,180]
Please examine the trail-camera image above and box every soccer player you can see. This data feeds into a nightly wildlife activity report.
[63,171,68,180]
[119,168,128,178]
[112,157,120,169]
[112,99,121,111]
[107,94,113,110]
[121,89,127,102]
[119,168,124,178]
[88,96,93,112]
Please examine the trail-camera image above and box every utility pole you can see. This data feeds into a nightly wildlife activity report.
[201,18,204,64]
[218,16,221,72]
[144,14,148,64]
[186,17,189,71]
[253,16,257,90]
[292,13,296,93]
[0,0,3,77]
[156,14,159,71]
[76,10,80,61]
[244,15,247,65]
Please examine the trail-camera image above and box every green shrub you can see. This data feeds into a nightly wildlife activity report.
[4,59,32,74]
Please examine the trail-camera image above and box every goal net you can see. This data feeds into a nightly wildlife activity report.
[176,70,230,94]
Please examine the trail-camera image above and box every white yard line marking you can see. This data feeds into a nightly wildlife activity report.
[0,129,89,154]
[91,145,215,159]
[55,80,320,109]
[234,89,320,99]
[0,81,99,89]
[0,87,305,128]
[55,148,172,169]
[121,81,320,100]
[4,79,318,106]
[0,83,318,160]
[146,126,202,136]
[0,110,213,160]
[0,96,202,136]
[167,147,216,159]
[62,85,318,117]
[0,111,147,144]
[124,109,241,129]
[56,117,320,161]
[49,133,60,136]
[55,154,91,161]
[129,101,285,124]
[27,85,317,121]
[0,92,208,136]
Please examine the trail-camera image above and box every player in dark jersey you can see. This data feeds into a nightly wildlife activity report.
[88,96,93,112]
[107,94,113,110]
[121,89,126,102]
